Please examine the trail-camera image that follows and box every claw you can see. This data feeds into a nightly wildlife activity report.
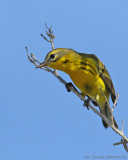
[65,83,72,92]
[83,98,91,110]
[65,82,79,92]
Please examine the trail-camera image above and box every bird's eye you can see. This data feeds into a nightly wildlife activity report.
[50,54,55,59]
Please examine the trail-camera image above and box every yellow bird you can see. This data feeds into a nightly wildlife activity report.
[37,48,118,128]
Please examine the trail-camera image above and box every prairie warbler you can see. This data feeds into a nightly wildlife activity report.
[37,48,118,128]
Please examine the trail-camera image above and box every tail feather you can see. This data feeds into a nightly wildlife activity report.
[113,117,118,128]
[101,102,118,129]
[102,117,118,129]
[102,119,108,129]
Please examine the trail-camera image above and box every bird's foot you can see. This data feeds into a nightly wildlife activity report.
[83,98,91,110]
[65,82,78,93]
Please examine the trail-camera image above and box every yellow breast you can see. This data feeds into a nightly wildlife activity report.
[48,50,109,107]
[69,68,109,106]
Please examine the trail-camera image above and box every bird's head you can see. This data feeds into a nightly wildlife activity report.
[36,48,77,71]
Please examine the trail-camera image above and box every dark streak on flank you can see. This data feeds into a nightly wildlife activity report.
[80,61,88,66]
[78,67,95,76]
[80,61,97,73]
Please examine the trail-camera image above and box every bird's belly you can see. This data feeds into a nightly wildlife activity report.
[69,70,108,102]
[70,70,96,93]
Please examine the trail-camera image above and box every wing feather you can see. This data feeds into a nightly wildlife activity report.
[98,60,116,103]
[78,52,116,103]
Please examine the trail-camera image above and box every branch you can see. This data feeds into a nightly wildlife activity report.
[27,24,128,152]
[41,23,55,50]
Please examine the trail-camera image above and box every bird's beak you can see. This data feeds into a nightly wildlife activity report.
[36,62,48,68]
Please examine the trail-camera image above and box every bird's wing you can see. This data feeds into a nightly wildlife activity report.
[97,58,116,103]
[78,53,116,103]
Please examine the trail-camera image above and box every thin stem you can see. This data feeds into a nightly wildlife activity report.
[121,118,124,132]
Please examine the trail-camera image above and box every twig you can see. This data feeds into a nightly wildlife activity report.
[41,23,57,73]
[41,23,55,50]
[40,34,51,42]
[121,118,124,132]
[113,118,128,152]
[113,139,127,146]
[26,46,38,67]
[123,140,128,152]
[27,23,128,152]
[112,92,119,112]
[113,139,128,152]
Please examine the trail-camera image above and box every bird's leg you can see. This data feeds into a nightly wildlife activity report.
[65,82,79,93]
[65,83,90,110]
[83,97,91,110]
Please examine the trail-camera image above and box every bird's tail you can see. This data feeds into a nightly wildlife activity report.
[100,102,118,129]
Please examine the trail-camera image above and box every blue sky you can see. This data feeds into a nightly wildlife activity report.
[1,0,128,159]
